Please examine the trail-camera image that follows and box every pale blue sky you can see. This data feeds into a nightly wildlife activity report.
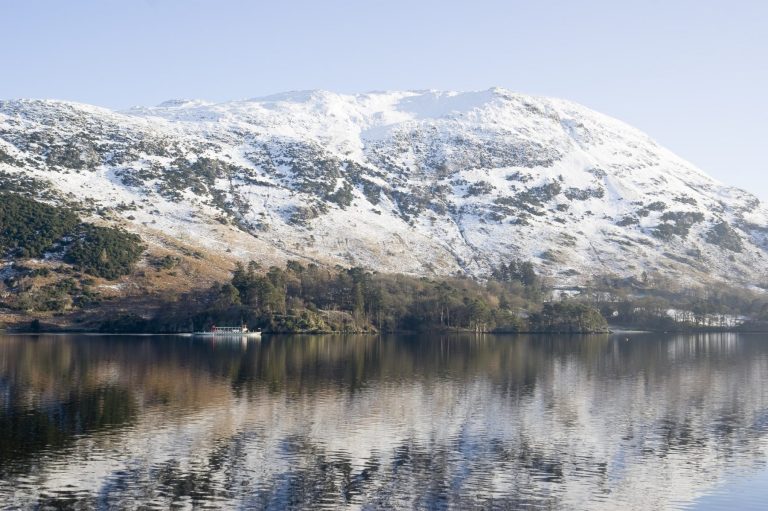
[2,0,766,197]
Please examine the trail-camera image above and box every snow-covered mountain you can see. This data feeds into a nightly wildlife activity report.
[1,88,766,286]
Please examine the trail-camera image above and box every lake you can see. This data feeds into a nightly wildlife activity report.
[0,333,767,510]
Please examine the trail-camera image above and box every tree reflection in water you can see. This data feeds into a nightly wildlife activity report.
[0,333,766,509]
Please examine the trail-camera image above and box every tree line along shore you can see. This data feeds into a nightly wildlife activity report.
[2,192,768,334]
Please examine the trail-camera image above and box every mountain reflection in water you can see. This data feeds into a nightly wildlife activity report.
[0,333,767,510]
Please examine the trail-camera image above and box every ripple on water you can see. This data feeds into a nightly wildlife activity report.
[0,333,768,509]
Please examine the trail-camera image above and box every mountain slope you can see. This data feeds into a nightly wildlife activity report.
[1,88,766,287]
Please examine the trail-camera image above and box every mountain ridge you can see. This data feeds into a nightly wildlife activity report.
[0,88,766,288]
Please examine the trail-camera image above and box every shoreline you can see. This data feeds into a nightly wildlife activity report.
[3,328,767,336]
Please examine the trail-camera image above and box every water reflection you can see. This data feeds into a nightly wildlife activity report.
[0,333,767,509]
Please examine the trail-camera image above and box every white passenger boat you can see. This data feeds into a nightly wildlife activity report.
[192,325,262,338]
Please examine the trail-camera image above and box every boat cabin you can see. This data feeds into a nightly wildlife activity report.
[210,325,250,333]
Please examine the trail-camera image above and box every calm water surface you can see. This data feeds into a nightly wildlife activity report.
[0,333,767,510]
